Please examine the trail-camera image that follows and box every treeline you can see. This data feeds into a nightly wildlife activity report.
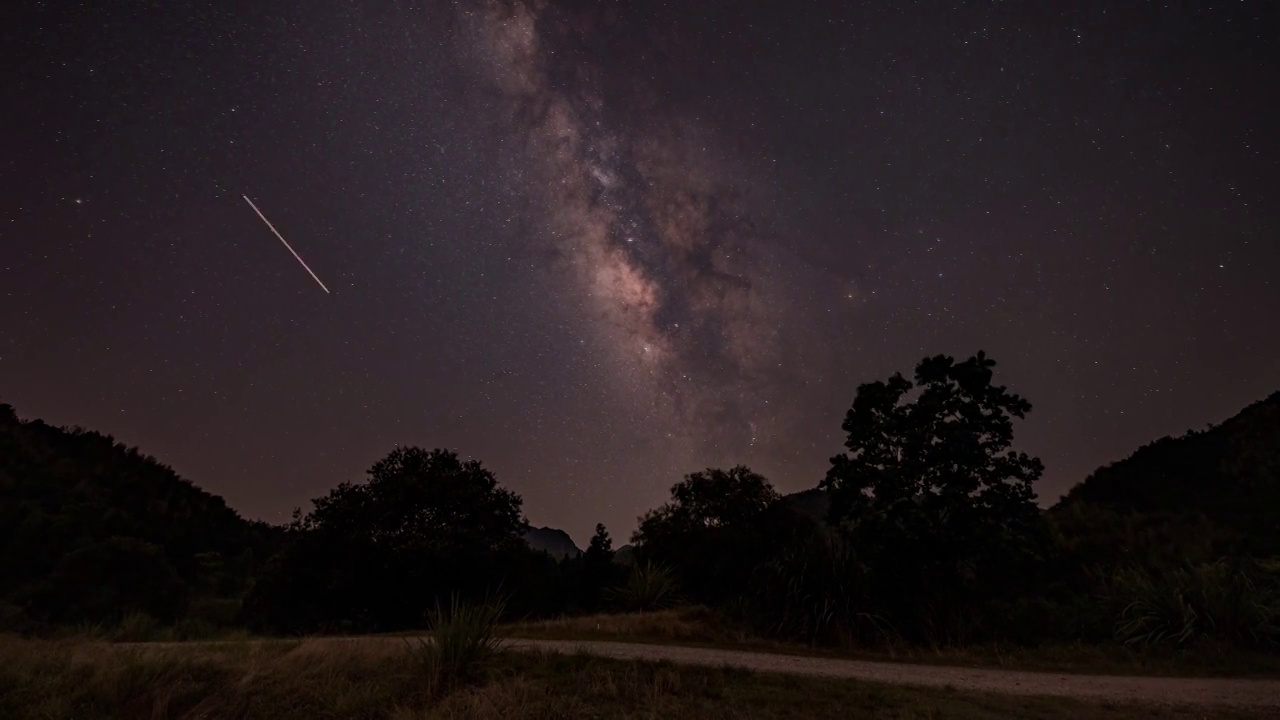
[240,448,625,633]
[0,403,281,635]
[2,353,1278,653]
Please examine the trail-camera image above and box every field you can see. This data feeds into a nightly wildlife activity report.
[1,634,1274,720]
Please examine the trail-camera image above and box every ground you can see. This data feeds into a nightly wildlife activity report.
[505,607,1280,678]
[3,634,1277,720]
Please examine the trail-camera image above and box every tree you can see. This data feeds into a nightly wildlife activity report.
[638,466,780,535]
[0,402,277,630]
[301,447,527,552]
[634,466,782,603]
[585,523,614,564]
[244,447,531,633]
[821,352,1047,643]
[581,523,621,611]
[25,537,186,624]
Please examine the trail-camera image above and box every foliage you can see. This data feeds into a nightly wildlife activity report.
[586,523,614,563]
[244,447,534,633]
[578,523,623,612]
[9,637,1253,720]
[634,466,804,604]
[407,595,507,692]
[113,612,163,643]
[822,351,1044,539]
[0,403,278,632]
[1049,502,1222,573]
[22,537,186,625]
[643,465,781,531]
[1056,391,1280,557]
[507,606,747,646]
[300,447,526,551]
[748,525,896,646]
[608,562,682,613]
[820,352,1050,644]
[5,364,1280,659]
[1107,561,1279,651]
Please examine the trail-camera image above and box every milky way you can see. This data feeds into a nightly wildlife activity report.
[6,1,1277,544]
[459,1,816,457]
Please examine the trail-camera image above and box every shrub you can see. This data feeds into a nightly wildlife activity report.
[1109,560,1279,650]
[607,562,681,613]
[26,537,187,625]
[0,602,38,636]
[749,529,891,646]
[187,597,242,628]
[406,594,507,691]
[113,612,163,642]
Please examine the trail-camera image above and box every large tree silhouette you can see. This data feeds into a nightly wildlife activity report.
[301,447,526,552]
[634,466,797,603]
[821,352,1047,643]
[637,466,780,534]
[578,523,622,611]
[244,447,530,633]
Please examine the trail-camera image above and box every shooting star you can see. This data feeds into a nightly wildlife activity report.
[241,194,331,294]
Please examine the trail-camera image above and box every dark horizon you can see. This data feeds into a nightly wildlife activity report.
[2,382,1275,548]
[5,2,1278,546]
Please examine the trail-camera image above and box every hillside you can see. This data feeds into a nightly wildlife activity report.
[784,487,830,520]
[1055,391,1280,555]
[524,526,581,559]
[0,403,279,625]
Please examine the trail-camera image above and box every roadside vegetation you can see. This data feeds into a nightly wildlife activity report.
[506,606,1280,679]
[2,633,1272,720]
[3,352,1279,715]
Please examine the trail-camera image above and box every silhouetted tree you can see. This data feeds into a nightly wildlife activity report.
[301,447,526,551]
[580,523,622,611]
[821,352,1048,644]
[24,537,186,625]
[634,466,785,604]
[586,523,614,562]
[638,466,780,533]
[244,447,532,633]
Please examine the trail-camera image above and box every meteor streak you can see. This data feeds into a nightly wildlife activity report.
[241,194,331,294]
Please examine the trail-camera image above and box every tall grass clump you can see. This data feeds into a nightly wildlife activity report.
[750,529,895,647]
[1110,560,1280,651]
[406,594,507,692]
[607,562,682,613]
[111,612,166,642]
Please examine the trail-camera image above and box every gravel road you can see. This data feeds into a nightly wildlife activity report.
[505,638,1280,708]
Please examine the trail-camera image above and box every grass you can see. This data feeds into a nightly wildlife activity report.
[606,561,683,612]
[405,594,507,692]
[50,611,253,644]
[505,606,1280,678]
[0,635,1268,720]
[27,603,1280,680]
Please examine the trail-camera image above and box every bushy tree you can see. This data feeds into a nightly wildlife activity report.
[244,447,532,633]
[638,466,780,534]
[25,537,186,624]
[635,466,796,604]
[300,447,526,551]
[821,352,1048,643]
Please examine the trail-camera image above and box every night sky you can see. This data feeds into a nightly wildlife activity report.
[4,2,1278,545]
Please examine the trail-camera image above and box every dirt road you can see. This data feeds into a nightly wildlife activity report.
[503,638,1280,708]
